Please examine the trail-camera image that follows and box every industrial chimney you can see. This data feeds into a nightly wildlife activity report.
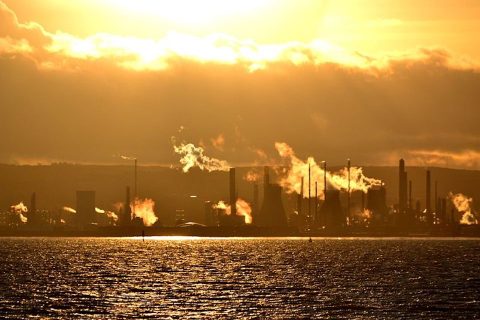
[230,168,237,216]
[258,166,287,227]
[399,159,408,214]
[253,182,259,222]
[120,186,132,226]
[263,166,270,194]
[76,190,96,227]
[320,190,344,229]
[426,169,432,224]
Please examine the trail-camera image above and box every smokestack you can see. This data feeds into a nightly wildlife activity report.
[320,190,343,229]
[347,158,351,225]
[315,181,318,225]
[126,186,131,210]
[399,159,407,214]
[134,159,138,198]
[258,183,287,227]
[297,177,303,217]
[230,168,237,216]
[264,166,270,187]
[426,169,431,214]
[308,164,311,221]
[434,180,438,214]
[122,186,132,225]
[253,182,259,219]
[323,161,327,202]
[408,180,412,210]
[76,191,95,227]
[263,166,270,209]
[366,186,388,221]
[404,171,408,209]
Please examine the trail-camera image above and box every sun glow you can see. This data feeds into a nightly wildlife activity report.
[103,0,273,25]
[3,0,474,73]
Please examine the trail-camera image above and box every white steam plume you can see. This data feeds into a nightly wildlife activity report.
[62,206,77,213]
[96,207,119,222]
[10,202,28,223]
[275,142,382,199]
[449,192,478,225]
[213,198,253,224]
[173,141,230,173]
[131,198,158,227]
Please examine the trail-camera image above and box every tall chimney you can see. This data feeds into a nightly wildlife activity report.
[264,166,270,187]
[323,161,327,202]
[134,159,138,199]
[297,176,304,216]
[315,181,318,225]
[230,168,237,216]
[399,159,407,214]
[263,166,270,210]
[426,169,431,214]
[408,180,412,210]
[253,182,259,218]
[124,186,132,224]
[308,164,311,221]
[347,158,351,224]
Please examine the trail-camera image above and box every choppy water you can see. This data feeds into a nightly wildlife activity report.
[0,237,479,319]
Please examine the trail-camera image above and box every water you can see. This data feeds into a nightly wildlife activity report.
[0,237,479,319]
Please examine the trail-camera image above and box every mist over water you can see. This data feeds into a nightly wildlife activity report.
[0,238,479,319]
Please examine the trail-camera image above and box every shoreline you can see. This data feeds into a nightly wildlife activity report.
[1,225,480,238]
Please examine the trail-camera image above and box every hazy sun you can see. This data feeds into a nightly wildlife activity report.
[104,0,273,25]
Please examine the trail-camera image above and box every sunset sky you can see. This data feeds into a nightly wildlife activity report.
[1,0,479,168]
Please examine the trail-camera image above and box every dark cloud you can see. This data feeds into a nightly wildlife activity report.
[0,1,479,168]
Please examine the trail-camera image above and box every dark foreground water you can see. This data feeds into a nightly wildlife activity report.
[0,238,479,319]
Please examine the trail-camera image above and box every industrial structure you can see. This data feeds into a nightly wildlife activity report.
[76,191,95,227]
[0,158,479,236]
[257,166,288,227]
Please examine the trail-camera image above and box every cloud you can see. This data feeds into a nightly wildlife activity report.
[0,1,479,168]
[0,1,477,72]
[404,150,480,169]
[0,1,50,52]
[210,133,225,151]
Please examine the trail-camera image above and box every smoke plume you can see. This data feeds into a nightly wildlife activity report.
[213,198,253,224]
[244,169,261,182]
[120,155,136,161]
[10,202,28,223]
[275,142,382,199]
[449,192,478,225]
[236,199,253,224]
[213,201,228,211]
[173,141,230,173]
[62,206,77,214]
[211,134,225,151]
[95,207,119,222]
[131,198,158,226]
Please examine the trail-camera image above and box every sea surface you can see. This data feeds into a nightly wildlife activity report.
[0,237,479,319]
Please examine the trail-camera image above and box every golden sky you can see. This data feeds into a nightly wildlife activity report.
[0,0,479,168]
[4,0,480,60]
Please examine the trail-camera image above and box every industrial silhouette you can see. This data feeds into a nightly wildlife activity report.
[0,159,479,237]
